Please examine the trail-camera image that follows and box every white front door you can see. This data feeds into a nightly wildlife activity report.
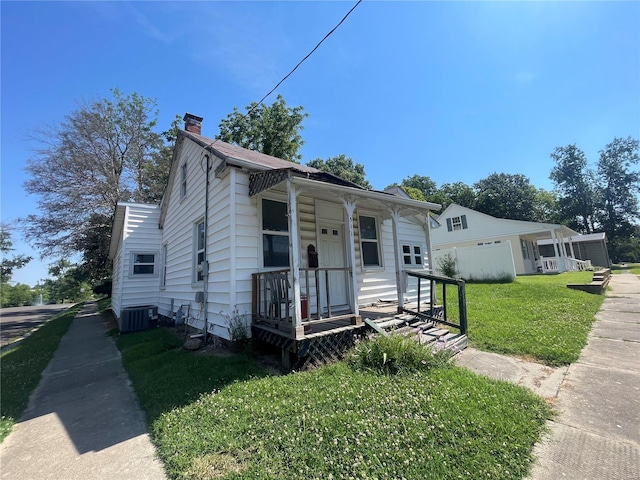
[318,224,348,310]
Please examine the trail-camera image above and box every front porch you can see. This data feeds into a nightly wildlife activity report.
[251,270,469,369]
[539,255,592,273]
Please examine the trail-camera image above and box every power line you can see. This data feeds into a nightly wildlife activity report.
[248,0,363,115]
[204,0,363,155]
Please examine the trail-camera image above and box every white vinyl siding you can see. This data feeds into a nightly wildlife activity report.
[110,203,162,317]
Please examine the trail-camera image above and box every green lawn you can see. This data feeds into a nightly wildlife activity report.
[114,272,605,478]
[0,304,81,442]
[611,263,640,275]
[118,328,550,480]
[454,272,604,366]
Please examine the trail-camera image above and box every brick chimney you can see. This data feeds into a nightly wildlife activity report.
[183,113,203,135]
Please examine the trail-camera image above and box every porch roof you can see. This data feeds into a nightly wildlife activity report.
[250,168,441,215]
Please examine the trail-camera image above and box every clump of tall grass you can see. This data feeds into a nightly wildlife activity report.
[348,332,453,375]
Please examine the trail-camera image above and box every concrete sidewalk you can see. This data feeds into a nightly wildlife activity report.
[0,303,166,479]
[529,272,640,480]
[456,272,640,479]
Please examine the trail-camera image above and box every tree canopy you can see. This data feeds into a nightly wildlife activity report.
[216,94,308,162]
[23,89,170,277]
[549,144,596,233]
[596,137,640,240]
[0,226,31,285]
[307,154,372,189]
[473,173,539,221]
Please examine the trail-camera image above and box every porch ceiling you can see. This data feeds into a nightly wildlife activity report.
[249,170,441,216]
[520,224,580,240]
[249,168,362,197]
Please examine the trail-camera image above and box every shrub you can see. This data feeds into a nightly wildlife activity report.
[464,272,515,284]
[92,280,112,297]
[348,332,453,375]
[437,253,458,278]
[221,307,249,344]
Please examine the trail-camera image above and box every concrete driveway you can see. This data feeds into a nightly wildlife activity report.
[0,304,75,348]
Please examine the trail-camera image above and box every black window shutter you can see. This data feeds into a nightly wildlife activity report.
[446,218,452,232]
[461,215,468,229]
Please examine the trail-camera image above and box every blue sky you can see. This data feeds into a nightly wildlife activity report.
[2,1,639,286]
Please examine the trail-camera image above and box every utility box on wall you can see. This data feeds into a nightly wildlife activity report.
[119,305,158,333]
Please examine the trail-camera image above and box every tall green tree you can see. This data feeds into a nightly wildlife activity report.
[45,260,92,304]
[549,144,597,233]
[307,154,372,189]
[596,137,640,241]
[533,188,560,224]
[399,175,439,201]
[0,226,31,285]
[23,89,168,273]
[474,173,538,220]
[439,182,476,210]
[216,94,308,162]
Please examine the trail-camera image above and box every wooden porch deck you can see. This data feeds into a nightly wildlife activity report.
[252,302,468,370]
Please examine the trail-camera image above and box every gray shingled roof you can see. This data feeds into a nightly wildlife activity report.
[183,130,319,174]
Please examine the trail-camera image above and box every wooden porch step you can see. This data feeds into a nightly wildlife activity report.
[422,328,450,338]
[375,318,406,329]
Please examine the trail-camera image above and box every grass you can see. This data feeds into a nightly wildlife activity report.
[611,263,640,275]
[96,296,111,312]
[115,328,268,424]
[0,304,81,442]
[118,328,551,480]
[441,271,604,366]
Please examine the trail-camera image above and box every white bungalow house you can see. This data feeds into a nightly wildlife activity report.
[430,204,584,279]
[109,114,443,345]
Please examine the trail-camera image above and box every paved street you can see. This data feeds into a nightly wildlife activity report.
[0,304,75,348]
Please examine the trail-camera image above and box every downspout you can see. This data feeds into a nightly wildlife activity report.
[202,154,211,342]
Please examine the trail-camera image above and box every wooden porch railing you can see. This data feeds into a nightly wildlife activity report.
[403,270,468,336]
[251,267,354,331]
[540,256,592,273]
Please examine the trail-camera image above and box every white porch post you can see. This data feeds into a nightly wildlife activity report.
[551,229,566,272]
[342,197,360,319]
[287,178,303,339]
[568,236,576,258]
[424,211,434,274]
[391,208,404,313]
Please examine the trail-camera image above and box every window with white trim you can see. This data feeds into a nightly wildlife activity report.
[262,198,289,267]
[180,162,187,199]
[131,253,156,275]
[402,244,423,267]
[195,220,205,281]
[359,215,381,267]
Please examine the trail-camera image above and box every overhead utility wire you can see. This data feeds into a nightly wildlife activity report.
[247,0,363,116]
[202,0,363,159]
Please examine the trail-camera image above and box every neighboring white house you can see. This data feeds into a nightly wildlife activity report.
[109,203,162,317]
[538,232,611,268]
[109,114,441,341]
[431,204,582,278]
